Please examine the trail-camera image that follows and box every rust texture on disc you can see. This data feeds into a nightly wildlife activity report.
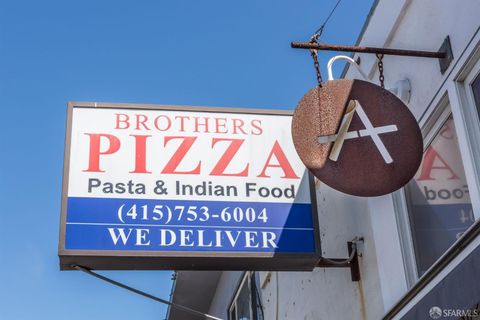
[291,79,423,197]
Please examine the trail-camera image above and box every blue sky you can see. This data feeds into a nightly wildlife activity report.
[0,0,373,319]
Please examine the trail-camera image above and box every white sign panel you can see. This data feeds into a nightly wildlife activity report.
[59,102,319,270]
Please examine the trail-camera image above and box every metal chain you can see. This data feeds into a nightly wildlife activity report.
[309,34,323,87]
[376,53,385,88]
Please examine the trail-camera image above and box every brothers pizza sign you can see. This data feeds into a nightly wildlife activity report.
[59,102,320,271]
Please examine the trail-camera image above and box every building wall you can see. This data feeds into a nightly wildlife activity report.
[347,0,480,120]
[205,1,480,319]
[208,271,244,319]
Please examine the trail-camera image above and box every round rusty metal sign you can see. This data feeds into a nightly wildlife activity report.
[292,79,423,197]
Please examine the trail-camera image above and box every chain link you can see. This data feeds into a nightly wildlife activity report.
[376,53,385,88]
[309,34,323,87]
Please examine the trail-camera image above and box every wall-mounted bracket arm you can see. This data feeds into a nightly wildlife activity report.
[291,36,453,74]
[316,237,362,282]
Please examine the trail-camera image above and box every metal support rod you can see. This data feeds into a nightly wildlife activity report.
[318,242,357,267]
[317,258,350,268]
[316,238,362,281]
[72,265,223,320]
[291,42,446,59]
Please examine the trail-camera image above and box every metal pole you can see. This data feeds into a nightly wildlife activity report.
[291,42,446,59]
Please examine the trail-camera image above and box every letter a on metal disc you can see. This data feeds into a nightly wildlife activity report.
[291,79,423,197]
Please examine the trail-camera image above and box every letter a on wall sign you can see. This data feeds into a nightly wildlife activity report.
[291,80,423,197]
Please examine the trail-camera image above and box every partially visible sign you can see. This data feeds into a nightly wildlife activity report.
[292,79,423,197]
[405,117,473,273]
[59,102,320,271]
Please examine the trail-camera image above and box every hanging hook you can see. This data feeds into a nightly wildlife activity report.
[311,25,324,43]
[327,55,368,81]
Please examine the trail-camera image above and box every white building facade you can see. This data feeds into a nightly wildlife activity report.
[168,1,480,319]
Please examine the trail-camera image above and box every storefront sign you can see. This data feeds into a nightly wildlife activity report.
[59,102,320,270]
[292,79,423,197]
[405,117,473,273]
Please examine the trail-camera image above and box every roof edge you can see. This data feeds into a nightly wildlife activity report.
[340,0,380,79]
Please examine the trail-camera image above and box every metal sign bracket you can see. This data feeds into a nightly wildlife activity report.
[438,36,453,74]
[317,237,363,282]
[291,36,453,75]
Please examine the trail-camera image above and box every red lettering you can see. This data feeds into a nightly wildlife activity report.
[162,136,201,174]
[257,141,299,179]
[154,115,172,131]
[214,118,228,134]
[250,119,263,135]
[232,118,247,134]
[83,133,121,172]
[175,116,190,132]
[210,138,248,176]
[194,117,210,133]
[115,113,130,129]
[129,135,151,174]
[417,146,460,180]
[135,114,150,130]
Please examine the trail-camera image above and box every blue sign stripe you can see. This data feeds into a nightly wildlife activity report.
[67,197,313,228]
[65,197,316,253]
[65,224,316,253]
